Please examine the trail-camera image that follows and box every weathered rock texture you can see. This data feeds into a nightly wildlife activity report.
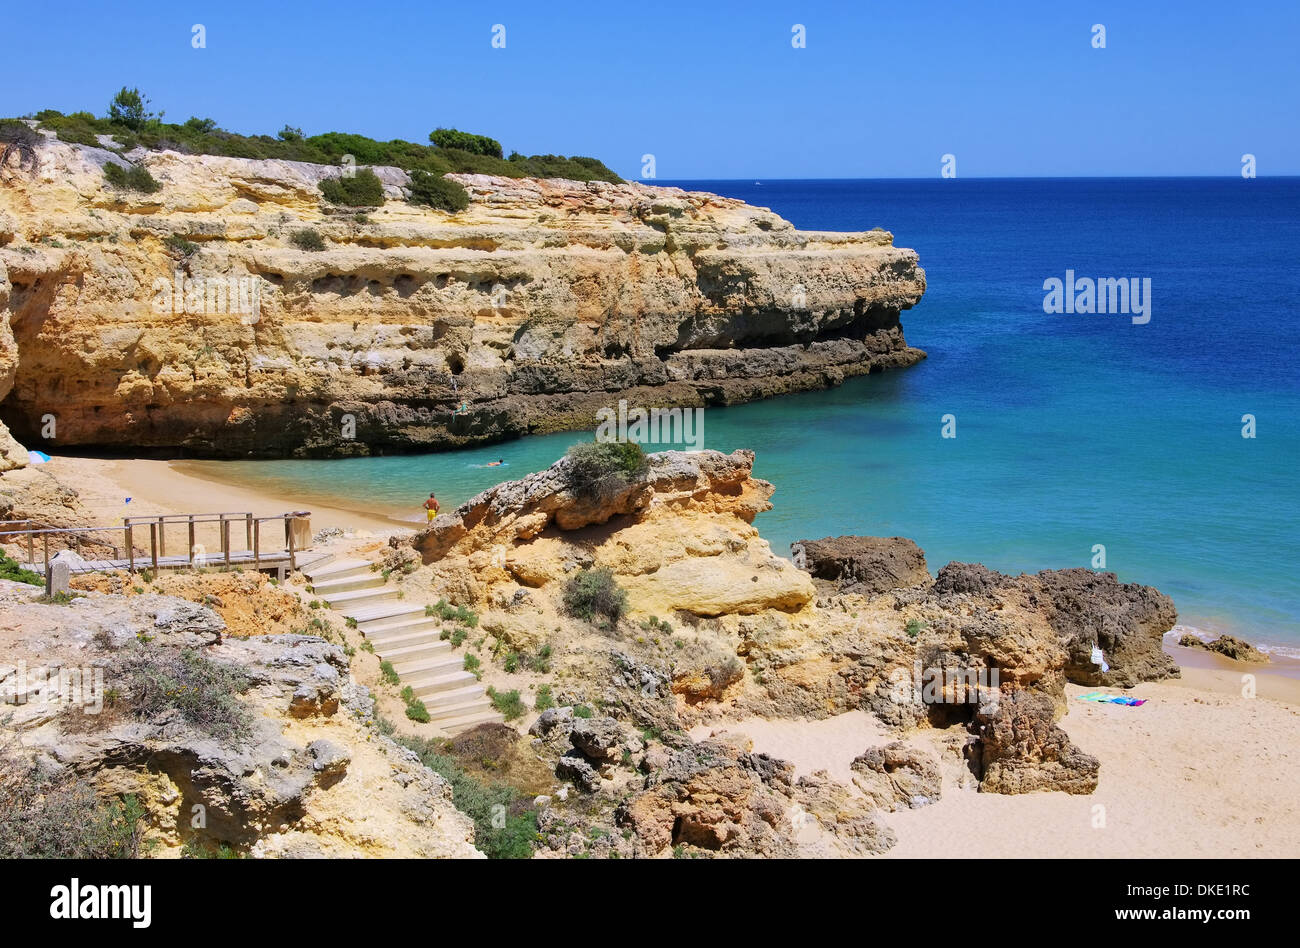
[0,136,926,459]
[0,584,481,857]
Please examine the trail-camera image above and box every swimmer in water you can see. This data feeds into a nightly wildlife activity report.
[486,458,504,467]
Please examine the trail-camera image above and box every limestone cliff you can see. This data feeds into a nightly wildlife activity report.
[0,134,925,458]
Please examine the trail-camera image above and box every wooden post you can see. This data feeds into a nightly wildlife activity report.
[150,523,159,570]
[26,531,34,566]
[253,520,261,570]
[188,517,196,567]
[223,519,231,566]
[286,516,296,572]
[158,517,166,558]
[43,534,50,572]
[126,524,135,573]
[245,514,253,552]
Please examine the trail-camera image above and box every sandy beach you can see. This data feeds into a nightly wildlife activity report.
[693,667,1300,858]
[38,454,409,536]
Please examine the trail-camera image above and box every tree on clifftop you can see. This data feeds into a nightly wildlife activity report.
[429,127,503,159]
[107,87,157,131]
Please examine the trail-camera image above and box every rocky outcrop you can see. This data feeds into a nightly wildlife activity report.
[931,563,1180,688]
[412,448,814,621]
[792,534,930,595]
[0,583,481,857]
[969,689,1100,795]
[0,138,925,458]
[850,741,943,810]
[1179,633,1269,663]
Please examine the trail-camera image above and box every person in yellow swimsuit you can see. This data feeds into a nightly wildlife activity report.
[423,492,440,522]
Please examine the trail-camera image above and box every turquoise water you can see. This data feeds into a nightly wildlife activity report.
[199,178,1300,651]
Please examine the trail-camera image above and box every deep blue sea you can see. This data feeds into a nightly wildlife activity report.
[202,178,1300,651]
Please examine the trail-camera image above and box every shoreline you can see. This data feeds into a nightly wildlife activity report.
[41,453,1300,679]
[39,455,412,536]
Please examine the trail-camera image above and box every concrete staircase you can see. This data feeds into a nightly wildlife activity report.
[303,557,502,735]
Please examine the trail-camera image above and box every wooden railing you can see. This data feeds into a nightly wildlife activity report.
[0,512,311,574]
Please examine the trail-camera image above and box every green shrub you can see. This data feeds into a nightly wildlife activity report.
[527,644,553,673]
[564,440,649,499]
[290,228,325,251]
[379,660,400,685]
[0,551,40,586]
[463,654,482,678]
[163,234,198,256]
[397,735,538,858]
[107,87,155,131]
[407,169,469,212]
[486,686,525,721]
[102,161,161,193]
[429,128,503,158]
[503,651,520,673]
[428,598,477,627]
[562,567,628,625]
[0,758,150,858]
[30,91,623,184]
[573,704,593,719]
[534,684,554,712]
[905,618,926,639]
[121,647,252,742]
[400,686,430,723]
[318,168,385,207]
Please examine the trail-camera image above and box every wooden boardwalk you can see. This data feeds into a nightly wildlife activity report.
[1,511,321,578]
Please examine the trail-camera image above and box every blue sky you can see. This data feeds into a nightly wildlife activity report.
[2,0,1296,178]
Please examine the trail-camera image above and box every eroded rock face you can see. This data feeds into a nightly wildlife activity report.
[932,564,1180,688]
[850,742,943,810]
[792,535,930,595]
[970,689,1100,795]
[412,449,814,621]
[0,140,926,457]
[0,584,480,857]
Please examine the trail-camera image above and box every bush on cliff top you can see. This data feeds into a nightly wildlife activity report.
[407,169,469,212]
[564,440,649,500]
[429,127,502,159]
[29,92,623,183]
[318,168,386,207]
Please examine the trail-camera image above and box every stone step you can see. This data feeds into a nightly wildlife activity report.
[440,710,507,735]
[392,652,463,677]
[303,558,373,582]
[364,617,441,642]
[427,699,495,722]
[324,586,400,610]
[420,684,486,708]
[348,604,427,630]
[380,639,452,664]
[408,670,479,698]
[311,573,385,595]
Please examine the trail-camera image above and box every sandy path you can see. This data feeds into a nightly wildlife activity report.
[692,670,1300,858]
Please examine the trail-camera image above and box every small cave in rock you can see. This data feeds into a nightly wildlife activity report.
[446,352,465,375]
